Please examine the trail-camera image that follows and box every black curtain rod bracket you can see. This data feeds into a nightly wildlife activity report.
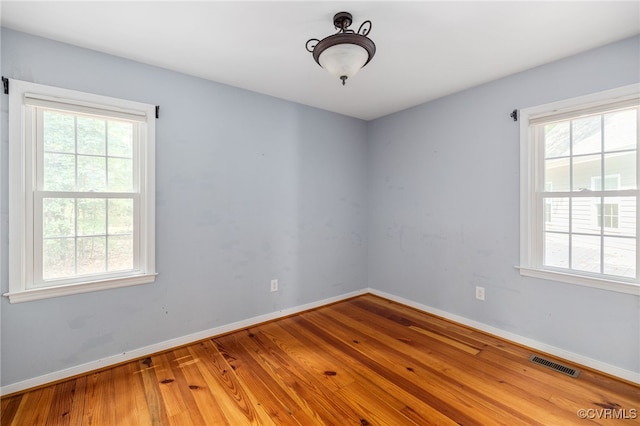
[510,109,518,122]
[155,105,159,119]
[2,77,8,95]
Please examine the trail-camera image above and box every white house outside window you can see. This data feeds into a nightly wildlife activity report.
[6,79,156,303]
[520,84,640,295]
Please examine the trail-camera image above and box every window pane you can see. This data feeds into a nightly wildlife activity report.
[108,121,133,158]
[108,235,133,271]
[603,237,636,278]
[77,116,106,156]
[77,236,106,275]
[108,199,133,235]
[544,122,570,158]
[43,110,75,154]
[43,198,75,238]
[571,197,599,235]
[107,158,133,192]
[604,152,635,190]
[573,154,601,191]
[571,234,601,273]
[544,233,569,268]
[77,155,106,192]
[545,157,570,191]
[77,198,106,236]
[604,109,637,152]
[544,197,569,232]
[572,115,602,155]
[43,152,75,191]
[43,238,75,280]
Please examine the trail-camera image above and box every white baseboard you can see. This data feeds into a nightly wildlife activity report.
[0,288,368,396]
[3,286,637,395]
[368,288,640,385]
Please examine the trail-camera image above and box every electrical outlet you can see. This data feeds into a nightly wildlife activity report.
[475,286,485,301]
[270,279,278,292]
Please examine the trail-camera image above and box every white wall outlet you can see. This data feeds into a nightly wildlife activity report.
[270,279,278,292]
[475,286,485,301]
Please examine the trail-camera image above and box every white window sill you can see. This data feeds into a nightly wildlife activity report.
[517,266,640,295]
[3,273,157,303]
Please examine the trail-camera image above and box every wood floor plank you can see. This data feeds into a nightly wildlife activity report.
[176,347,234,425]
[329,297,627,424]
[251,324,358,391]
[281,314,488,424]
[2,294,639,425]
[407,325,481,354]
[331,298,489,362]
[351,296,495,351]
[153,353,190,422]
[477,346,640,414]
[175,347,230,426]
[121,361,153,426]
[138,357,171,425]
[83,369,117,425]
[44,378,75,425]
[8,385,54,426]
[67,376,87,426]
[109,363,137,425]
[218,327,365,425]
[0,393,22,426]
[188,339,276,425]
[218,330,325,424]
[329,303,562,397]
[163,349,208,426]
[299,308,540,425]
[259,319,457,425]
[335,381,421,426]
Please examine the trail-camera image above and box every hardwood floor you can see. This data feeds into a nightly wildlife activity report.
[2,294,639,425]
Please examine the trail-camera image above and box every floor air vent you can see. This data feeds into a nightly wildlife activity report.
[529,355,580,378]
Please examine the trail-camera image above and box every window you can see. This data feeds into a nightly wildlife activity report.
[520,84,640,294]
[6,79,156,303]
[598,203,619,229]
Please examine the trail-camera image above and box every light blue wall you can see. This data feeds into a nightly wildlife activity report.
[367,35,640,374]
[0,28,368,386]
[2,27,639,388]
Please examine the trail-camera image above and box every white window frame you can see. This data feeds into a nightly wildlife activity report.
[519,83,640,296]
[5,79,156,303]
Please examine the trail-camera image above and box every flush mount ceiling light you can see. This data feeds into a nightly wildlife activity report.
[305,11,376,86]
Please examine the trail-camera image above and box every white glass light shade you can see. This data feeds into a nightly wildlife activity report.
[318,43,369,80]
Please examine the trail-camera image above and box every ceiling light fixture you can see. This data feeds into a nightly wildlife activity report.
[305,12,376,86]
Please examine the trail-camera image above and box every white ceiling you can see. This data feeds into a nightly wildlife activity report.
[1,1,639,120]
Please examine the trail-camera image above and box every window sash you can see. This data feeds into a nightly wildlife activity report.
[536,192,637,275]
[32,192,141,288]
[532,121,639,280]
[31,104,143,287]
[35,108,141,193]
